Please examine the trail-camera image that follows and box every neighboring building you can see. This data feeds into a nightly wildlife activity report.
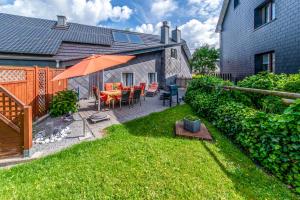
[216,0,300,78]
[0,13,191,98]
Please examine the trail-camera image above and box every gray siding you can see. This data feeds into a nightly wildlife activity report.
[68,52,162,99]
[221,0,300,76]
[104,52,161,87]
[0,59,56,67]
[68,49,191,99]
[163,46,191,87]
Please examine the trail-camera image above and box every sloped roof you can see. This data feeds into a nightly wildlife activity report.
[216,0,230,33]
[0,13,191,59]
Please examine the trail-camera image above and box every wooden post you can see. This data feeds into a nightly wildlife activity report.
[23,106,32,157]
[46,67,50,110]
[34,66,39,118]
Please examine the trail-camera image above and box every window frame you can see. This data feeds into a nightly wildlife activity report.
[255,51,275,73]
[148,72,157,85]
[171,48,178,59]
[121,72,135,87]
[254,0,276,29]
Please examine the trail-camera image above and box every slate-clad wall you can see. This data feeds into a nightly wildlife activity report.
[162,46,191,87]
[104,52,161,87]
[221,0,300,76]
[68,52,162,99]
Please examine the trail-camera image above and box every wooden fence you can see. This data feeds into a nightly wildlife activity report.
[0,66,67,119]
[0,85,32,158]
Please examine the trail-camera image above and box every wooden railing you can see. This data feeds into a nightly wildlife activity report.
[0,85,32,157]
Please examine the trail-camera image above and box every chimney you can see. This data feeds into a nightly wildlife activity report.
[172,26,181,43]
[161,21,169,44]
[56,15,67,27]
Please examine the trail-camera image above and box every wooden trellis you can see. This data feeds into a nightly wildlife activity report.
[0,66,67,119]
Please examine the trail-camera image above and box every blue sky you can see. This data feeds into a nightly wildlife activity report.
[0,0,223,51]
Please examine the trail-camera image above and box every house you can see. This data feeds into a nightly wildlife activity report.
[0,13,192,98]
[216,0,300,79]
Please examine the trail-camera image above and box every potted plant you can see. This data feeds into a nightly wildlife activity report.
[183,115,201,133]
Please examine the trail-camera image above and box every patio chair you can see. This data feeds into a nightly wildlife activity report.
[92,86,107,108]
[116,90,131,108]
[114,82,123,90]
[105,83,113,91]
[140,82,146,101]
[146,82,159,97]
[131,89,142,106]
[162,85,179,107]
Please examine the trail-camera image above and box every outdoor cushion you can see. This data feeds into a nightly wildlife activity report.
[105,83,113,91]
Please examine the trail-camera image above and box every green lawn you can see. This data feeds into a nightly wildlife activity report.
[0,105,297,199]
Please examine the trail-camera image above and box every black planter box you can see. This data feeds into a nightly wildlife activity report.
[183,118,201,133]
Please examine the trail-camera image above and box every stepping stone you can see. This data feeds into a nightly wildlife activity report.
[88,113,110,124]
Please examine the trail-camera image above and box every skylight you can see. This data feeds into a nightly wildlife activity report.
[113,31,144,44]
[128,34,143,44]
[113,32,129,43]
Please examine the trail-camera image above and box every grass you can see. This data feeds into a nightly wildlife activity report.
[0,105,297,199]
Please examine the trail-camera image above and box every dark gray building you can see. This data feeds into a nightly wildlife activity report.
[216,0,300,78]
[0,13,191,98]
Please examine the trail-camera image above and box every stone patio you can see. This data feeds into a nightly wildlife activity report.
[0,89,185,167]
[79,88,186,136]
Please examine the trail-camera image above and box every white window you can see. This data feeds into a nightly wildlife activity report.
[148,73,157,84]
[255,1,275,28]
[261,52,275,72]
[122,73,134,86]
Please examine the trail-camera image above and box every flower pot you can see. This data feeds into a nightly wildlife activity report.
[183,118,201,133]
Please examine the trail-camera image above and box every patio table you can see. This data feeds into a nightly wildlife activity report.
[101,90,122,105]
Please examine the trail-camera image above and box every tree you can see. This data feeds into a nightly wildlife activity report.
[190,44,219,74]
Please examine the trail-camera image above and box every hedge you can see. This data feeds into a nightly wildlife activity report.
[185,75,300,194]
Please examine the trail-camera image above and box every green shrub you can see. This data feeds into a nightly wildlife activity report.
[186,75,300,194]
[50,90,78,117]
[280,73,300,93]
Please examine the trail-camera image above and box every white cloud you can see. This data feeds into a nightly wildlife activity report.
[188,0,221,17]
[179,18,219,50]
[0,0,133,25]
[134,17,219,52]
[134,22,163,35]
[151,0,178,19]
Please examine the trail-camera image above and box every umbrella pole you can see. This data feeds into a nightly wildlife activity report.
[98,69,105,112]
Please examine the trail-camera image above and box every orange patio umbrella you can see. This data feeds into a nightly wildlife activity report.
[52,54,135,81]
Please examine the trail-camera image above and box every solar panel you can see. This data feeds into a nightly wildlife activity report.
[128,34,144,44]
[113,32,129,43]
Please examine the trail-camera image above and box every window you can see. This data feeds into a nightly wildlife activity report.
[148,73,157,84]
[171,48,177,59]
[234,0,239,9]
[254,1,276,29]
[255,52,275,73]
[113,31,144,44]
[122,73,134,86]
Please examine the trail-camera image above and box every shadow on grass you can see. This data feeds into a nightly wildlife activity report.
[116,105,296,199]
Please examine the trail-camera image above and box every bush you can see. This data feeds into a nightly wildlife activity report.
[186,75,300,193]
[50,90,78,117]
[236,72,300,113]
